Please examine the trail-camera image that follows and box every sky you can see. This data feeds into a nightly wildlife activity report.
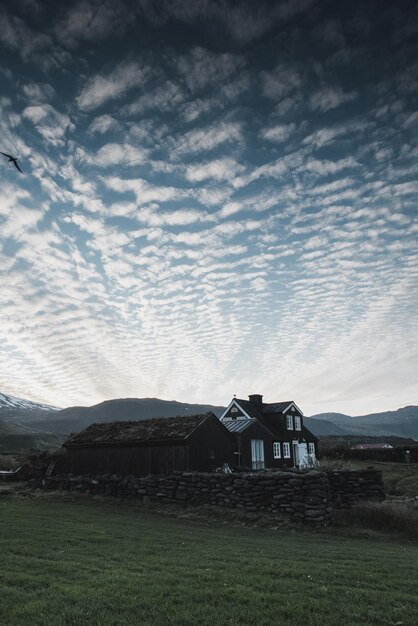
[0,0,417,416]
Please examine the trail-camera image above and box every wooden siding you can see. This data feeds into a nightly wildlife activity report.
[231,421,274,470]
[188,415,235,470]
[65,443,189,476]
[64,414,235,475]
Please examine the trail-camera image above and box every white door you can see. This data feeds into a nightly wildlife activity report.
[294,442,307,467]
[251,439,265,470]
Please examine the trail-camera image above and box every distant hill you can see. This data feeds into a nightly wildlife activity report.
[303,416,350,437]
[0,392,62,452]
[0,418,21,436]
[308,406,418,440]
[1,390,417,442]
[27,398,226,435]
[317,434,417,451]
[0,391,60,426]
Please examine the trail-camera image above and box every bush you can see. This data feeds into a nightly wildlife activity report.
[334,500,418,538]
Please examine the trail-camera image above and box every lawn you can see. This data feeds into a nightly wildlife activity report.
[335,460,418,498]
[0,495,417,626]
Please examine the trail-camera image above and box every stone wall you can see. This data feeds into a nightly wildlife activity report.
[326,468,386,507]
[39,467,385,524]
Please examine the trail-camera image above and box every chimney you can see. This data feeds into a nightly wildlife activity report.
[248,394,263,407]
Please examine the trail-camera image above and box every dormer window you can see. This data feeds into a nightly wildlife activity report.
[286,415,293,430]
[294,416,301,430]
[231,407,238,413]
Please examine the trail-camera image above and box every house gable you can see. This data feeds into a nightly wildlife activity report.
[219,394,318,469]
[220,399,253,421]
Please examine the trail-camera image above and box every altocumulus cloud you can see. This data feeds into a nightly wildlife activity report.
[0,0,417,416]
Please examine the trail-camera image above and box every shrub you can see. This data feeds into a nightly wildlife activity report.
[334,500,418,538]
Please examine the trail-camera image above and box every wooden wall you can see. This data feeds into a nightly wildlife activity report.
[65,443,189,476]
[65,415,235,475]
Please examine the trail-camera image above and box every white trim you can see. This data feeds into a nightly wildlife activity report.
[286,415,293,430]
[273,442,281,459]
[308,442,316,455]
[282,402,304,416]
[294,415,301,430]
[219,399,253,421]
[283,442,291,458]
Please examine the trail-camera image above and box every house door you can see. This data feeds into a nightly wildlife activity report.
[251,439,265,470]
[293,441,307,467]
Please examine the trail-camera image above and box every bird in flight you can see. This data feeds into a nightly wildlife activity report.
[1,152,23,173]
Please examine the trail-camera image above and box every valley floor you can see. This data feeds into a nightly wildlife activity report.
[0,494,417,626]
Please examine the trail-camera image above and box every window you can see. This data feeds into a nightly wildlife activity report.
[231,407,238,413]
[251,439,265,470]
[283,442,291,458]
[308,443,315,455]
[273,442,281,459]
[294,416,301,430]
[286,415,293,430]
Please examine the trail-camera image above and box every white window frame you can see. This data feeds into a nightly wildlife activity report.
[308,442,315,455]
[294,416,301,430]
[231,407,238,413]
[283,442,291,458]
[251,439,265,470]
[286,415,293,430]
[273,442,281,459]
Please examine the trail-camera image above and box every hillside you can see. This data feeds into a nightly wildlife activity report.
[0,391,60,426]
[28,398,226,435]
[308,406,418,440]
[303,416,350,437]
[1,390,417,441]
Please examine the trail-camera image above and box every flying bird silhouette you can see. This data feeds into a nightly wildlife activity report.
[1,152,23,173]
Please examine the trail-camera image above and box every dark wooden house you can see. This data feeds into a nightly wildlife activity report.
[63,412,235,475]
[220,394,318,470]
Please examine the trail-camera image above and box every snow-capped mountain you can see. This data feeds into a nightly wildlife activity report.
[0,392,62,451]
[0,392,59,412]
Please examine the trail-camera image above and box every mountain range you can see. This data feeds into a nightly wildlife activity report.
[1,392,417,449]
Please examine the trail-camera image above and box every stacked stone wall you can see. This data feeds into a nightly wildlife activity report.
[39,468,384,524]
[325,469,385,507]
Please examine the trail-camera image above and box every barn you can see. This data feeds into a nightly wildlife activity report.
[63,412,235,475]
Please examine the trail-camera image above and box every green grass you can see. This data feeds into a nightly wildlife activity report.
[327,460,418,498]
[0,496,417,626]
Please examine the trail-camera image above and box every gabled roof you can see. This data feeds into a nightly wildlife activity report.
[228,399,301,419]
[223,417,276,437]
[64,413,216,447]
[222,418,258,433]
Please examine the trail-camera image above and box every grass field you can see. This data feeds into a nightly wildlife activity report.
[327,460,418,498]
[0,495,417,626]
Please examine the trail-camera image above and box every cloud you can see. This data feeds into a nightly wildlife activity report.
[309,86,358,112]
[88,114,120,134]
[177,47,244,92]
[261,123,296,143]
[0,8,51,59]
[22,82,55,102]
[303,121,370,148]
[175,121,243,154]
[56,0,130,47]
[185,158,245,182]
[22,104,74,146]
[129,0,315,43]
[77,61,148,111]
[76,143,148,168]
[124,80,185,116]
[262,64,302,100]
